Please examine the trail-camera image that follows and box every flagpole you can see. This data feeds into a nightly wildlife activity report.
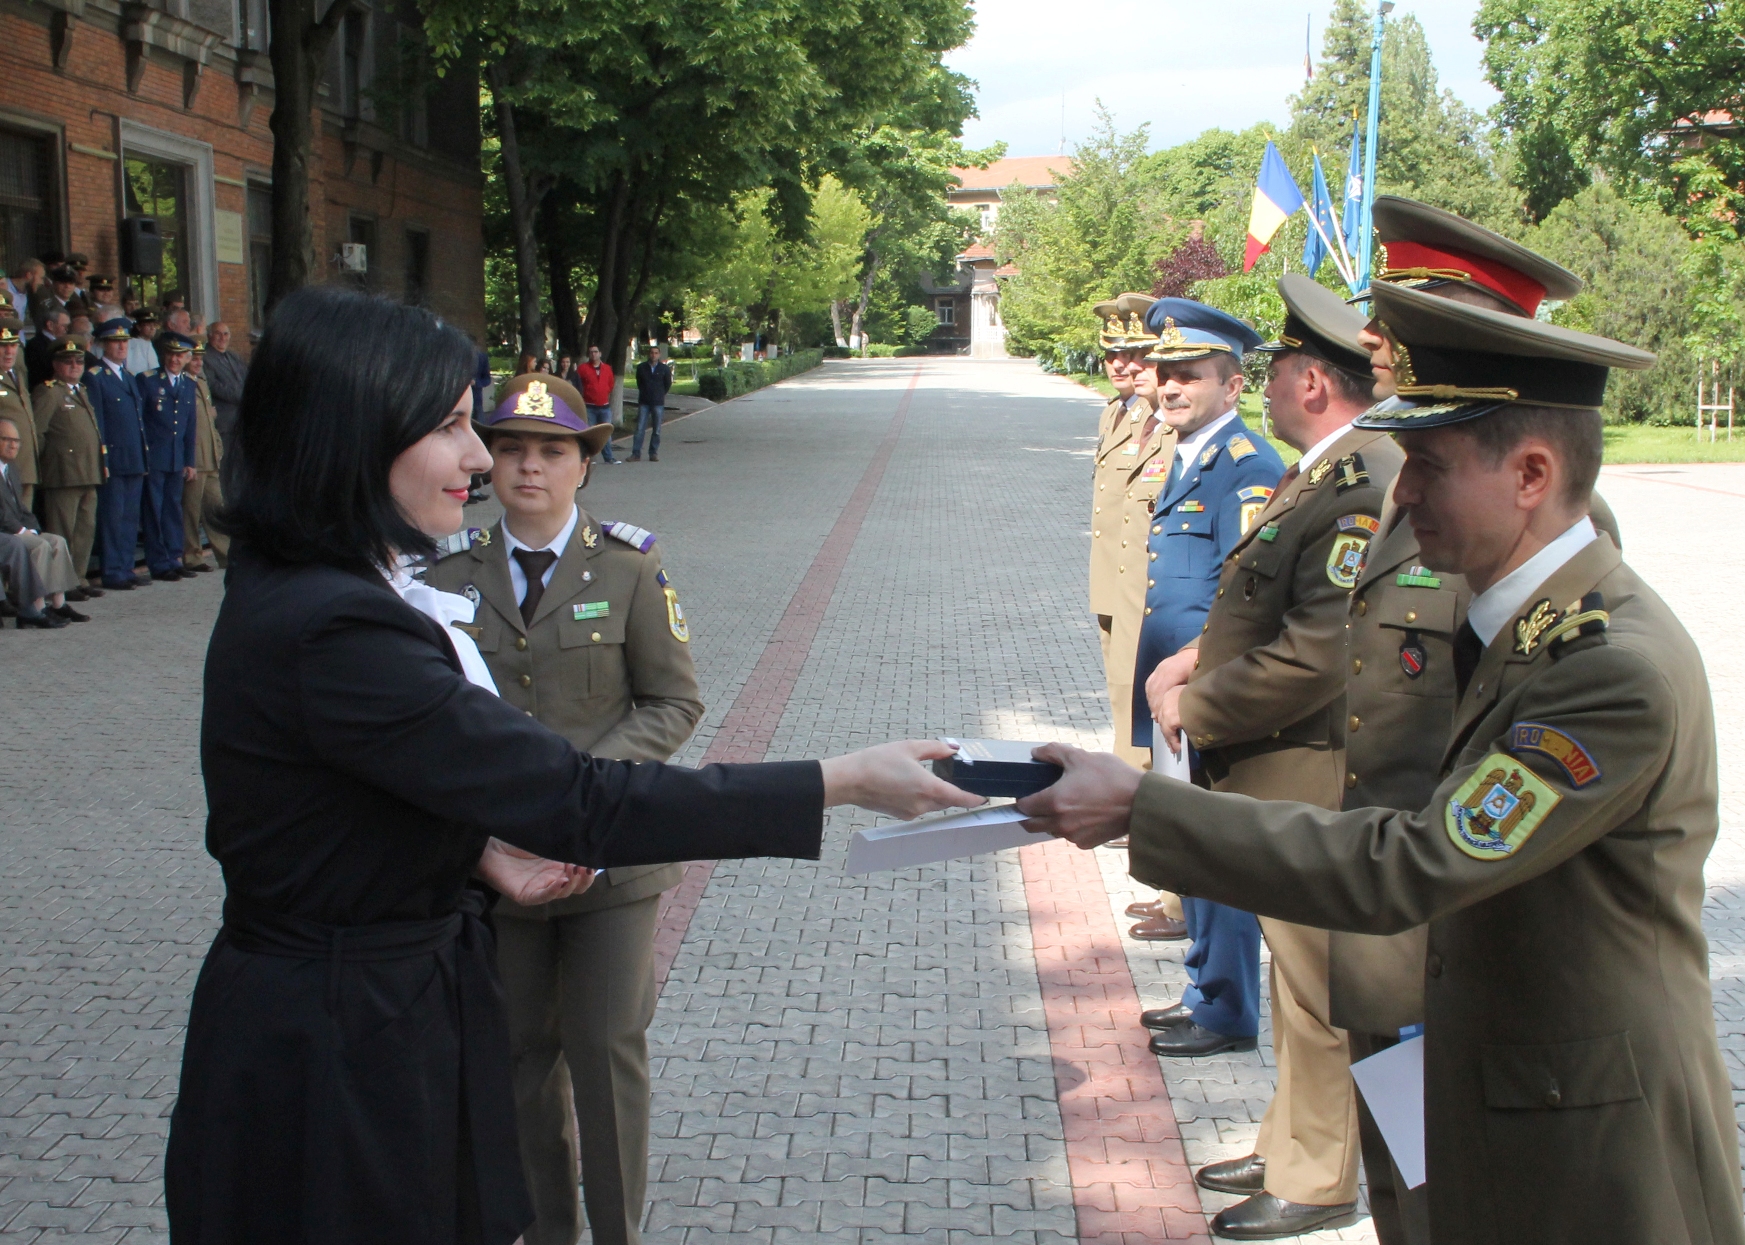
[1319,146,1358,278]
[1307,207,1356,288]
[1356,1,1393,286]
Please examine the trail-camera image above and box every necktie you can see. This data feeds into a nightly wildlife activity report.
[512,548,559,625]
[1164,451,1182,496]
[1453,620,1484,699]
[1140,411,1159,445]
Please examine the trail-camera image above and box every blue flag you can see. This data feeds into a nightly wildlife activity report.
[1301,153,1338,278]
[1342,118,1365,268]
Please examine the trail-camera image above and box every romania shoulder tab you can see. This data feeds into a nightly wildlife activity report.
[603,521,656,552]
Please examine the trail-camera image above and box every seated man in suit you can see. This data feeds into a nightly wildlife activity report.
[0,415,85,627]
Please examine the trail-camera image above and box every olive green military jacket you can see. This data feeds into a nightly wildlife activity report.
[192,377,221,473]
[1090,394,1142,617]
[1129,536,1741,1244]
[31,380,103,488]
[427,511,704,917]
[0,367,36,489]
[1179,426,1401,806]
[1331,491,1626,1034]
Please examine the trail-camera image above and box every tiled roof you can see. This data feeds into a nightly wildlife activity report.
[961,241,997,259]
[949,156,1075,192]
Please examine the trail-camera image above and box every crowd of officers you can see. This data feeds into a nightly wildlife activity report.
[1082,197,1736,1243]
[0,269,239,630]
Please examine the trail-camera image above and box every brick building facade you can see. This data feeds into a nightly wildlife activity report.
[0,0,483,351]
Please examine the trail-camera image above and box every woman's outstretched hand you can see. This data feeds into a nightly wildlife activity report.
[820,740,985,819]
[476,838,596,905]
[1015,743,1144,848]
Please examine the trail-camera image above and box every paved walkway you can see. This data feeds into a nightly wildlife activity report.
[0,359,1742,1242]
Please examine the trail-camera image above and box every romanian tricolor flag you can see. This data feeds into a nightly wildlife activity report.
[1243,141,1306,272]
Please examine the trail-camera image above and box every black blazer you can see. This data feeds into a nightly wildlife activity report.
[168,547,824,1244]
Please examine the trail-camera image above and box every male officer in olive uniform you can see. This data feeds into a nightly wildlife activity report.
[1024,282,1742,1245]
[1090,293,1162,767]
[428,372,703,1245]
[0,320,36,512]
[87,319,151,590]
[1126,298,1282,1055]
[1141,277,1397,1238]
[32,335,104,581]
[1336,198,1599,1245]
[137,332,197,581]
[181,342,227,570]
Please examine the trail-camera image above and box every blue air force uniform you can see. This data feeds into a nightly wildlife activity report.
[1130,299,1281,1044]
[138,339,197,576]
[86,320,150,587]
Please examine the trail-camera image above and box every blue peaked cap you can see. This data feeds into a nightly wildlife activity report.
[1143,298,1264,363]
[94,318,131,342]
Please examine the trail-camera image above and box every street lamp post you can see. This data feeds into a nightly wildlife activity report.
[1356,0,1393,287]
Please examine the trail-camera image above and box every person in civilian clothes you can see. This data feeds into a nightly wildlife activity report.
[0,415,83,627]
[138,332,198,581]
[1126,298,1285,1051]
[630,345,672,462]
[86,319,151,590]
[0,318,37,512]
[125,310,160,375]
[576,344,621,464]
[427,371,703,1245]
[32,335,104,585]
[202,322,248,449]
[182,342,228,570]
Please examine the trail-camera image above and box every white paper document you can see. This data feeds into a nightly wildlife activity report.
[1350,1035,1426,1188]
[844,804,1043,875]
[1151,740,1191,782]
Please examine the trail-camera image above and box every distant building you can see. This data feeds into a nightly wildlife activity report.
[922,156,1072,358]
[0,0,484,349]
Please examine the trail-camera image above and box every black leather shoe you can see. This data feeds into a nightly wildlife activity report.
[187,562,214,573]
[151,570,183,582]
[1140,1002,1193,1031]
[1149,1022,1258,1058]
[1195,1153,1265,1194]
[50,604,89,622]
[82,584,105,597]
[17,610,67,629]
[1209,1193,1357,1240]
[1129,914,1188,941]
[102,579,136,591]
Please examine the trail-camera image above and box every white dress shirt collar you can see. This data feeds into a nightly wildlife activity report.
[1466,516,1598,646]
[1173,408,1239,468]
[503,503,580,602]
[1294,421,1356,474]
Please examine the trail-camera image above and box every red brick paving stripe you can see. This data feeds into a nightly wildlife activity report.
[652,363,925,988]
[1021,838,1210,1243]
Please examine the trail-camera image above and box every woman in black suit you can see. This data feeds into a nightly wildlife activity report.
[165,287,974,1244]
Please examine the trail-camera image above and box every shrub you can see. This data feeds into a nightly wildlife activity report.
[695,349,825,401]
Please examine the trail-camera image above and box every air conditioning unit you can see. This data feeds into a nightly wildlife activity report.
[339,243,368,273]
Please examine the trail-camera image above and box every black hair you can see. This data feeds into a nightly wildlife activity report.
[1460,405,1604,505]
[220,285,476,572]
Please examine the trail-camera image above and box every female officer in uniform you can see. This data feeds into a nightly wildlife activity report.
[427,372,698,1245]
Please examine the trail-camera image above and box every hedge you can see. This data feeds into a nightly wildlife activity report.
[695,349,824,401]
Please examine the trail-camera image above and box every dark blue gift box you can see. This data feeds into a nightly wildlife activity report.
[932,738,1063,799]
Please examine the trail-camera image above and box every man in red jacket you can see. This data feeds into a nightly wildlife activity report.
[576,345,622,464]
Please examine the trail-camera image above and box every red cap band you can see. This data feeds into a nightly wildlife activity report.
[1380,240,1549,317]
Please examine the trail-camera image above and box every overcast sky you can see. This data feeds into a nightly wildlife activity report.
[946,2,1498,156]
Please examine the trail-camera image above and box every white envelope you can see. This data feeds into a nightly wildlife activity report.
[1350,1035,1427,1188]
[844,804,1044,874]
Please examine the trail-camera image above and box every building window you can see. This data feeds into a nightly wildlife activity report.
[0,128,55,277]
[339,8,370,118]
[345,215,376,289]
[247,181,272,333]
[935,299,956,326]
[123,156,191,311]
[403,227,429,305]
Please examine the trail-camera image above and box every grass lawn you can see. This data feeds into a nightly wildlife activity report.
[1068,374,1745,466]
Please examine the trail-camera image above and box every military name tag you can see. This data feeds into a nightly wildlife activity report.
[1446,755,1562,860]
[573,601,610,621]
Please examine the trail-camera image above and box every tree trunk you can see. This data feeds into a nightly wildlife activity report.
[830,300,846,346]
[266,0,351,310]
[850,249,881,356]
[543,194,583,357]
[486,62,549,362]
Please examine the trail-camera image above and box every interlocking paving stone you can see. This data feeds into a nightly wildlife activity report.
[5,363,1745,1244]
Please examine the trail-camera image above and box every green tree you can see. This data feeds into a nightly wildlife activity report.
[1477,0,1745,229]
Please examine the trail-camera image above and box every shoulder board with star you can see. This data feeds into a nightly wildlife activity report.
[433,526,493,558]
[1226,433,1258,461]
[603,521,657,553]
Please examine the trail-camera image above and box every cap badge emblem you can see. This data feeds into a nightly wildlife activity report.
[521,380,556,419]
[1156,317,1187,349]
